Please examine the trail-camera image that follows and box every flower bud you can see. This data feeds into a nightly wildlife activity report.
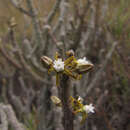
[43,24,51,31]
[75,63,94,74]
[66,50,75,57]
[75,57,94,74]
[9,17,17,28]
[41,56,53,69]
[51,96,62,107]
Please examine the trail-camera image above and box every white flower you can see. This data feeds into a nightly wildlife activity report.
[83,104,95,114]
[53,59,64,72]
[77,57,91,65]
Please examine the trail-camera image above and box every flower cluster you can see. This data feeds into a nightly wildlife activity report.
[69,96,95,123]
[41,51,94,86]
[51,95,95,124]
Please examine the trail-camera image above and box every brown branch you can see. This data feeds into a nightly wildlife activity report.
[86,36,118,94]
[0,104,8,130]
[9,28,46,78]
[10,0,33,17]
[3,104,26,130]
[70,0,91,51]
[0,103,26,130]
[0,47,22,70]
[8,78,26,115]
[8,25,51,85]
[46,0,62,23]
[80,0,96,53]
[51,81,64,130]
[59,74,74,130]
[52,0,68,34]
[20,55,40,80]
[100,0,109,23]
[26,0,43,52]
[18,52,48,83]
[1,79,8,104]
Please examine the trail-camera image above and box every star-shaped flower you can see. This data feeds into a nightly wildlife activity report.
[53,59,64,72]
[83,104,95,114]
